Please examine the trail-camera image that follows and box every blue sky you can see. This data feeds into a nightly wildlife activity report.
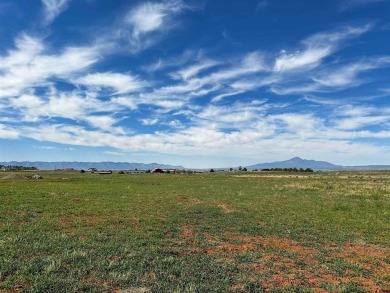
[0,0,389,168]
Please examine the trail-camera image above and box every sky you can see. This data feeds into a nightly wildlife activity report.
[0,0,389,168]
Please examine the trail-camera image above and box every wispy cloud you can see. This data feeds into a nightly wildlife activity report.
[312,62,374,87]
[274,25,372,72]
[75,72,145,94]
[332,104,390,130]
[142,49,201,72]
[104,151,125,156]
[171,59,220,80]
[41,0,70,24]
[33,145,75,151]
[335,115,390,130]
[271,56,390,95]
[0,34,99,98]
[122,0,187,52]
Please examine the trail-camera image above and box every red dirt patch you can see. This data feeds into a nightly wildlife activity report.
[166,229,389,292]
[180,225,198,238]
[342,242,389,259]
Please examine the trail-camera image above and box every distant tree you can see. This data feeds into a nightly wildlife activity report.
[80,169,85,173]
[238,166,242,171]
[229,168,233,172]
[242,167,248,171]
[210,169,215,172]
[118,170,125,174]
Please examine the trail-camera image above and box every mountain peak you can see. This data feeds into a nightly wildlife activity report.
[288,157,303,161]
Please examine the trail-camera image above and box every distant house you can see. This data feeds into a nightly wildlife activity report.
[152,168,164,173]
[98,170,112,175]
[87,168,98,173]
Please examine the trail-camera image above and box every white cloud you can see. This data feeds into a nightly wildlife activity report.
[11,94,44,108]
[76,72,144,94]
[313,62,372,87]
[313,57,390,88]
[140,118,159,125]
[335,105,378,116]
[271,113,324,137]
[123,0,186,52]
[273,24,372,72]
[274,48,330,72]
[41,0,70,24]
[83,115,119,129]
[270,83,319,95]
[0,34,44,69]
[104,151,125,156]
[335,115,390,130]
[157,51,266,98]
[171,59,220,80]
[127,2,169,38]
[0,35,99,98]
[211,91,246,103]
[332,105,390,130]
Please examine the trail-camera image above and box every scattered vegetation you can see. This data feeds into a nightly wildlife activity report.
[261,167,314,172]
[0,170,389,292]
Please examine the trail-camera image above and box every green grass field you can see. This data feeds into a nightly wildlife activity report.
[0,171,389,292]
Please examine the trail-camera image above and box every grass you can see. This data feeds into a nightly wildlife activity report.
[0,171,389,292]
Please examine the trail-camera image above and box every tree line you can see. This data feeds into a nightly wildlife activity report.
[0,165,38,171]
[261,167,313,172]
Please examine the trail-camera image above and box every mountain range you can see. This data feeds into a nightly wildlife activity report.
[1,157,389,171]
[0,161,184,171]
[246,157,390,170]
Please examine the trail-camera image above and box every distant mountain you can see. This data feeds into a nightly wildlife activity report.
[247,157,342,170]
[0,161,184,171]
[247,157,390,170]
